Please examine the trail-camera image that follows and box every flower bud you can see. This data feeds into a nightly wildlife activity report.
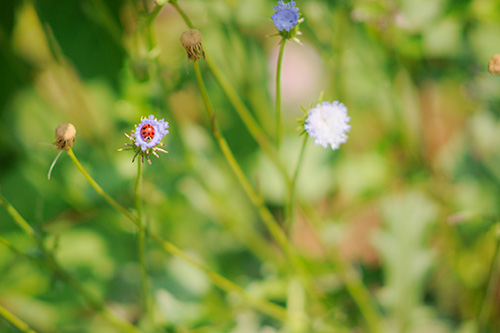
[180,29,205,61]
[54,123,76,150]
[488,55,500,74]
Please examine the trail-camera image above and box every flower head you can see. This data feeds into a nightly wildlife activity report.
[120,115,169,164]
[272,1,300,32]
[54,123,76,150]
[49,123,77,180]
[180,29,205,61]
[303,101,351,150]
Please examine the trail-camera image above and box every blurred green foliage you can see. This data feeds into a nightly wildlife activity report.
[2,0,500,332]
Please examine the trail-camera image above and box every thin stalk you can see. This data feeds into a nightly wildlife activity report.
[66,149,138,227]
[88,0,123,46]
[206,56,290,187]
[478,227,500,331]
[170,1,291,189]
[193,61,287,249]
[135,161,154,328]
[275,39,286,148]
[0,303,37,333]
[285,135,308,229]
[67,149,288,321]
[192,61,321,300]
[144,2,165,27]
[332,253,381,333]
[168,0,194,29]
[0,197,139,333]
[149,232,287,321]
[300,202,382,333]
[0,193,37,239]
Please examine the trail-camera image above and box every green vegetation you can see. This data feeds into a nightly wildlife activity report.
[1,0,500,331]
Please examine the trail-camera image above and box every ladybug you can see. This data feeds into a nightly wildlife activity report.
[140,124,155,142]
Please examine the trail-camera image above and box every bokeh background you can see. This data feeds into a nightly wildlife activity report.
[1,0,500,331]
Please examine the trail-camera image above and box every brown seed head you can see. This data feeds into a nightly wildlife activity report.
[54,123,76,150]
[180,29,205,61]
[488,55,500,74]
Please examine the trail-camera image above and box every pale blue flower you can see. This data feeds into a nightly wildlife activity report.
[272,1,300,32]
[304,101,351,150]
[120,115,169,164]
[134,115,169,151]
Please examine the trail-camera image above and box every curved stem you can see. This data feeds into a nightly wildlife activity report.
[67,149,139,227]
[285,135,308,229]
[0,195,139,333]
[0,193,37,239]
[149,232,287,321]
[170,3,291,190]
[478,225,500,331]
[66,149,288,321]
[135,161,154,328]
[275,39,286,149]
[168,0,194,29]
[300,202,382,333]
[192,61,321,300]
[0,303,37,333]
[206,56,291,187]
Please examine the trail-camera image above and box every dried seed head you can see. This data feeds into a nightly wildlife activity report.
[54,123,76,150]
[180,29,205,61]
[488,55,500,74]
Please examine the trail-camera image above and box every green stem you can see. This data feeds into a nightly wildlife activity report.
[168,0,194,29]
[170,2,291,190]
[0,197,139,333]
[0,193,37,239]
[478,225,500,331]
[144,2,164,27]
[67,149,139,227]
[0,303,37,333]
[149,233,287,321]
[192,61,321,300]
[285,135,308,229]
[67,149,288,321]
[206,56,290,188]
[334,254,381,333]
[88,0,123,47]
[300,202,382,333]
[275,39,286,149]
[135,161,154,328]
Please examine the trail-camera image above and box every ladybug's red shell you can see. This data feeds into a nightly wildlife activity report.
[140,124,155,142]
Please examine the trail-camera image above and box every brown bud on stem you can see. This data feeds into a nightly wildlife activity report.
[54,123,76,150]
[180,29,205,61]
[488,55,500,74]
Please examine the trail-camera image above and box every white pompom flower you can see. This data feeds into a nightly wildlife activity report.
[304,101,351,150]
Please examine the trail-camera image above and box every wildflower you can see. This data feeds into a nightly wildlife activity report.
[303,101,351,150]
[120,115,169,164]
[180,29,205,61]
[54,123,76,150]
[272,0,302,40]
[48,123,77,179]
